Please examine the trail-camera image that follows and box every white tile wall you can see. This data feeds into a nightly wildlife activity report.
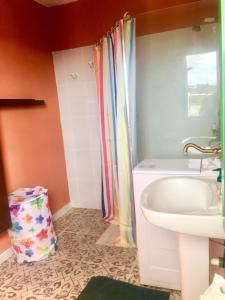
[53,46,101,209]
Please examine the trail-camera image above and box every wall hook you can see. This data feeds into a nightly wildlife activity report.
[70,72,79,80]
[88,61,94,70]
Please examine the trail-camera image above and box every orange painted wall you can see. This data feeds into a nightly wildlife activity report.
[136,0,218,37]
[0,0,218,257]
[49,0,201,51]
[0,0,70,253]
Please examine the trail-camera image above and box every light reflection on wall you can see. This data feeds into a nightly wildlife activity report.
[137,23,219,159]
[187,51,217,117]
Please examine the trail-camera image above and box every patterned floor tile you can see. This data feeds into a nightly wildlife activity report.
[25,265,64,287]
[170,291,182,300]
[21,278,79,300]
[0,208,181,299]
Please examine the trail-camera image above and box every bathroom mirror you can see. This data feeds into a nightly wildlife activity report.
[136,0,219,161]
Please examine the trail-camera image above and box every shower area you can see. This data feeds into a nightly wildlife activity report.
[136,0,220,161]
[52,0,220,248]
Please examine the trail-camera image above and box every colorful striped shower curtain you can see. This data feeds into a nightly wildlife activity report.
[93,16,137,247]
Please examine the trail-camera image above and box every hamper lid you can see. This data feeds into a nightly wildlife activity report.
[8,186,48,206]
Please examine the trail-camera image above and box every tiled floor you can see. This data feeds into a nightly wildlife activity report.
[0,208,181,299]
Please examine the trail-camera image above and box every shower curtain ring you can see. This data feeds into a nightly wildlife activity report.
[123,12,131,21]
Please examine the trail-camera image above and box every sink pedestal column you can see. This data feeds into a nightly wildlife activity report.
[179,234,209,300]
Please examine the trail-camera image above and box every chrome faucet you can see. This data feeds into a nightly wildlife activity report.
[183,143,222,156]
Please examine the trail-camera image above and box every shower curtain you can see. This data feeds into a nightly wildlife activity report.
[93,14,137,247]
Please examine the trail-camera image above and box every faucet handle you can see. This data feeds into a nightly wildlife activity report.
[213,168,222,183]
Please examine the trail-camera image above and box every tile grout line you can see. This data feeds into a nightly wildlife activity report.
[0,208,181,299]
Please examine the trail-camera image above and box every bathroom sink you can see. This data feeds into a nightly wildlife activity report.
[141,177,225,238]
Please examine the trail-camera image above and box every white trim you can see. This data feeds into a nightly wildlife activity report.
[0,247,14,264]
[0,202,71,265]
[70,201,80,208]
[70,201,101,209]
[53,202,71,221]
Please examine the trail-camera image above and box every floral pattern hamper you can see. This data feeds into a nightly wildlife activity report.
[8,186,57,264]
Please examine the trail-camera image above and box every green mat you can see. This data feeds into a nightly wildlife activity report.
[77,276,170,300]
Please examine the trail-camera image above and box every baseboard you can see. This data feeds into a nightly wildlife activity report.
[0,201,72,265]
[70,201,101,210]
[0,247,14,264]
[53,202,71,221]
[70,201,80,208]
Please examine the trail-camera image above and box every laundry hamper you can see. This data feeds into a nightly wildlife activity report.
[8,186,57,264]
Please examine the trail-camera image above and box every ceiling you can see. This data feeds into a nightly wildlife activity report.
[34,0,79,7]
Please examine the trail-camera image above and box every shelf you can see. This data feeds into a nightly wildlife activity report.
[0,99,45,106]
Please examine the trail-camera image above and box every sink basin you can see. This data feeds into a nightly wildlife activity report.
[141,176,225,300]
[141,177,225,238]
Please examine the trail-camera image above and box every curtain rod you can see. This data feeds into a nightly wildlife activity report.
[95,12,133,47]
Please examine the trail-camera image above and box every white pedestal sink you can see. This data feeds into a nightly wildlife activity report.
[141,177,225,300]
